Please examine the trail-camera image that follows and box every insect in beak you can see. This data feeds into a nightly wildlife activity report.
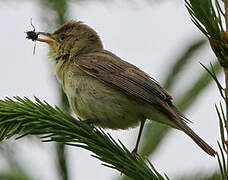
[25,19,56,55]
[25,21,55,45]
[25,19,39,55]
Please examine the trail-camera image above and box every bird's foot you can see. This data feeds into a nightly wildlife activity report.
[131,148,139,159]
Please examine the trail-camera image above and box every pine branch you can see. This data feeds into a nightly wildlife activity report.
[0,97,167,180]
[185,0,224,40]
[185,0,228,68]
[185,0,228,179]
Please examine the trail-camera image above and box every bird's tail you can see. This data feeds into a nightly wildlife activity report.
[149,102,216,156]
[175,118,216,157]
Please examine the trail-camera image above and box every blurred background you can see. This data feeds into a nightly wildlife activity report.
[0,0,222,179]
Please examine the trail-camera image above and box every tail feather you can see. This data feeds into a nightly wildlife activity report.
[170,104,193,124]
[175,119,216,157]
[153,100,216,156]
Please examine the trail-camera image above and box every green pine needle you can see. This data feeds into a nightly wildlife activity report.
[0,96,168,180]
[185,0,224,40]
[200,62,225,100]
[217,141,227,177]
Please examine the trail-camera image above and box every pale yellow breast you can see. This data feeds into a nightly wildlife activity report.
[54,58,146,129]
[55,59,86,91]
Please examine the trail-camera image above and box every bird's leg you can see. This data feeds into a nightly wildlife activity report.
[132,120,146,157]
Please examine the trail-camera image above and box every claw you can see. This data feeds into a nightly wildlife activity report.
[131,148,139,159]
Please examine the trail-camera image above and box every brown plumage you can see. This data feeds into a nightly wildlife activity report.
[34,21,216,157]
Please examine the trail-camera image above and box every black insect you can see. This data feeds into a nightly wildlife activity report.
[26,31,38,41]
[25,19,38,55]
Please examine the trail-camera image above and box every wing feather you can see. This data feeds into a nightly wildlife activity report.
[74,50,172,107]
[73,50,191,123]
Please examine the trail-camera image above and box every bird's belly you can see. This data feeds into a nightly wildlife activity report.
[65,75,145,130]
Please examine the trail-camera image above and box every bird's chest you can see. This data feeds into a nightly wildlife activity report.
[55,60,142,129]
[55,60,84,93]
[55,60,98,117]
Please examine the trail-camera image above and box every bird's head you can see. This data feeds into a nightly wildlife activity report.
[36,21,103,60]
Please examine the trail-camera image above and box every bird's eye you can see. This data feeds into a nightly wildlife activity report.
[60,34,67,41]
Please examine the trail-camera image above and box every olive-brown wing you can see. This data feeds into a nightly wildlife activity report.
[73,51,176,116]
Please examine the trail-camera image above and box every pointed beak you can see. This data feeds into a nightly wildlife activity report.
[36,32,55,44]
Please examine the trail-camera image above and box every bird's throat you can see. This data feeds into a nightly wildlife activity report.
[55,54,70,64]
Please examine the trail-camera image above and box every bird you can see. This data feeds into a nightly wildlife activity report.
[33,20,216,157]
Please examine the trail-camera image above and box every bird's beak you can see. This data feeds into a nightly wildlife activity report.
[36,32,55,44]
